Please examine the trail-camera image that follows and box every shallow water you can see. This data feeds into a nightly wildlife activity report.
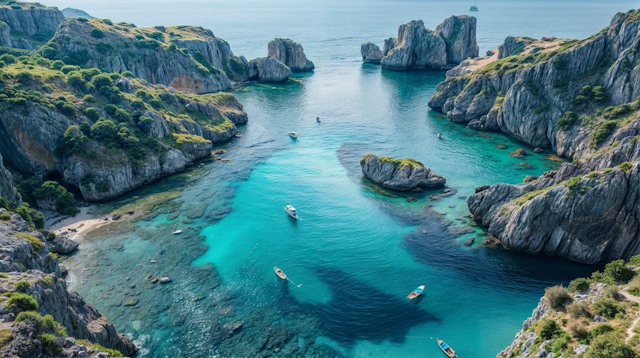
[58,0,637,357]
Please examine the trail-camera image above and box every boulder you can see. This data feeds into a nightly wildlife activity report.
[247,56,292,82]
[116,77,133,93]
[361,42,384,63]
[360,154,445,191]
[267,38,314,72]
[49,236,79,254]
[498,36,536,59]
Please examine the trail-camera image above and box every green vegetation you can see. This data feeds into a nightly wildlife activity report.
[557,111,578,130]
[16,176,78,215]
[14,280,30,292]
[361,154,425,169]
[76,340,123,357]
[0,213,10,221]
[8,293,38,311]
[0,329,12,348]
[15,232,43,251]
[619,162,633,173]
[545,285,572,309]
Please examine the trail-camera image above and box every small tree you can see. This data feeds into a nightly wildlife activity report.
[605,260,635,283]
[545,285,572,309]
[91,28,104,38]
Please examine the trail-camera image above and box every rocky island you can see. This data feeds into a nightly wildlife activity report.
[247,38,314,82]
[360,154,445,191]
[361,15,478,70]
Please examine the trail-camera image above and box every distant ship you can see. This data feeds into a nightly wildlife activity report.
[470,0,478,11]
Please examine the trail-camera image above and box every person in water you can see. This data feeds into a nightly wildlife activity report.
[438,133,443,138]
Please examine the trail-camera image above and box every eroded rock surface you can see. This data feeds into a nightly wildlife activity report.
[360,154,446,191]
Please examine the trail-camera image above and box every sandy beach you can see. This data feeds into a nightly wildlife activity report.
[49,206,114,243]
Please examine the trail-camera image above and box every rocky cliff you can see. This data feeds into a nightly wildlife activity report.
[360,154,446,191]
[43,19,248,93]
[0,208,136,356]
[363,16,478,70]
[0,152,20,205]
[428,9,640,264]
[0,59,246,201]
[0,2,64,50]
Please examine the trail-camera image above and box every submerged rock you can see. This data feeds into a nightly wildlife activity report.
[360,154,446,191]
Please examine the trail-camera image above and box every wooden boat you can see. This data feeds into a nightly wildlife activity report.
[406,285,424,299]
[171,230,182,235]
[274,266,287,280]
[438,338,456,357]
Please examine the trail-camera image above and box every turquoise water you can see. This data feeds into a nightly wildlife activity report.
[57,1,638,357]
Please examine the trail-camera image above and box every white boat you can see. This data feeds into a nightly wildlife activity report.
[470,0,478,11]
[284,205,298,219]
[172,230,182,235]
[288,131,298,139]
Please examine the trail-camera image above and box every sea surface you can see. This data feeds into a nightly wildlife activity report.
[56,0,638,357]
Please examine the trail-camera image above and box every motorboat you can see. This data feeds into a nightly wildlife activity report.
[284,205,298,219]
[438,338,456,357]
[172,230,182,235]
[288,131,298,139]
[406,285,425,299]
[274,266,287,280]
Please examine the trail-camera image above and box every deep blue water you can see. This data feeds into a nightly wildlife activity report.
[56,1,637,357]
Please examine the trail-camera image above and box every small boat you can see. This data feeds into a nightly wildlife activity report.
[274,266,287,280]
[438,133,443,139]
[316,117,321,122]
[470,0,478,11]
[406,285,425,299]
[284,205,298,219]
[288,131,298,139]
[438,338,456,357]
[172,230,182,235]
[235,133,243,138]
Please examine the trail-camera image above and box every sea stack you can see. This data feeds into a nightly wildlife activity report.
[247,38,314,82]
[364,16,478,70]
[360,154,446,191]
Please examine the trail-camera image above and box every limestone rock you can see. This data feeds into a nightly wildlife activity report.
[142,110,171,139]
[247,56,292,82]
[434,15,479,64]
[49,236,79,254]
[361,42,384,63]
[498,36,536,59]
[360,154,446,191]
[268,38,314,72]
[116,77,133,93]
[0,152,20,204]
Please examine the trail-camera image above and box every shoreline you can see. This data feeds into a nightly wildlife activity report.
[49,206,115,244]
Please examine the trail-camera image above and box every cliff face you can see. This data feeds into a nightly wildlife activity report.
[360,154,446,191]
[247,38,314,82]
[0,209,136,356]
[426,10,640,264]
[0,152,20,204]
[45,19,246,93]
[364,16,478,70]
[0,60,246,201]
[0,2,64,50]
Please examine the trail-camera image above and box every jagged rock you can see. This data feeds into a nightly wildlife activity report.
[593,315,609,323]
[116,77,134,93]
[268,38,314,72]
[0,152,20,204]
[141,110,171,139]
[434,15,479,64]
[463,238,474,246]
[574,344,589,354]
[498,36,536,59]
[375,16,478,70]
[0,4,63,50]
[48,236,79,254]
[360,154,446,191]
[0,213,135,356]
[361,42,384,63]
[247,56,292,82]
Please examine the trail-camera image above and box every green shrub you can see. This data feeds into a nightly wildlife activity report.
[14,281,30,292]
[67,73,85,89]
[122,71,134,77]
[54,126,87,158]
[567,301,592,318]
[592,298,624,319]
[83,94,95,103]
[15,311,42,324]
[40,333,56,350]
[569,277,591,292]
[85,107,100,121]
[545,285,572,309]
[51,60,65,70]
[557,111,577,131]
[15,232,43,251]
[60,65,78,74]
[591,121,617,147]
[0,328,12,348]
[91,28,104,39]
[554,58,568,70]
[0,213,10,221]
[538,319,563,340]
[15,71,33,84]
[101,19,113,25]
[628,286,640,296]
[585,333,634,358]
[0,54,16,64]
[619,162,633,173]
[605,259,635,282]
[8,293,38,311]
[75,340,123,357]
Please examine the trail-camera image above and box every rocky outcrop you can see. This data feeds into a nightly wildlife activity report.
[267,38,314,72]
[361,42,384,63]
[0,3,64,50]
[434,15,479,64]
[0,209,135,356]
[367,16,478,70]
[60,7,95,19]
[496,298,549,358]
[48,19,244,93]
[0,152,20,204]
[360,154,446,191]
[247,56,292,82]
[426,9,640,264]
[498,36,536,59]
[48,235,79,254]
